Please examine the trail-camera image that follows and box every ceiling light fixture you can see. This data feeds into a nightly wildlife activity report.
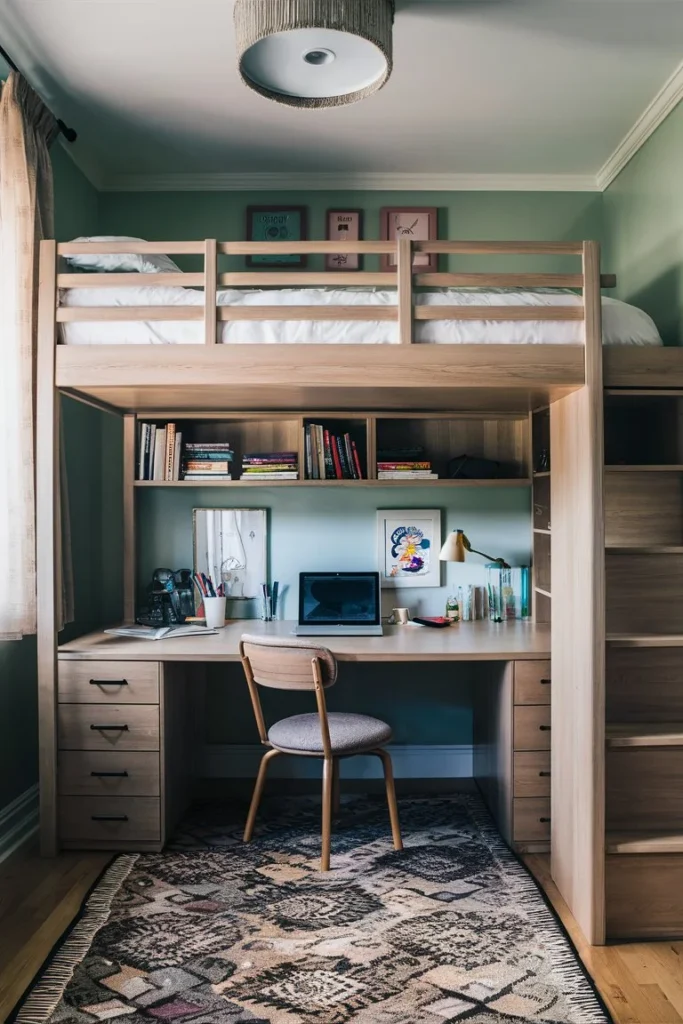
[234,0,395,109]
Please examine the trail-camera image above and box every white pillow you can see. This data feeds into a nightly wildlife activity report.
[64,236,182,274]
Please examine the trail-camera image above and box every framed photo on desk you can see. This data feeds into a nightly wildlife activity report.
[377,509,441,588]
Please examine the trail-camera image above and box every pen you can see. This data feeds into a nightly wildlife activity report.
[271,580,279,618]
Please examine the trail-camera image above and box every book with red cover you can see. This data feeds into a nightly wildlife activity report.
[351,440,363,480]
[412,616,452,628]
[331,435,343,479]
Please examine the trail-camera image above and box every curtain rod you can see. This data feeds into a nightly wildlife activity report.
[0,43,77,142]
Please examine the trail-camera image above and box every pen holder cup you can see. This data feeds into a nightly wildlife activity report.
[261,595,273,622]
[203,596,227,629]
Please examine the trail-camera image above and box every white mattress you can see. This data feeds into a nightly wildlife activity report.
[59,285,662,346]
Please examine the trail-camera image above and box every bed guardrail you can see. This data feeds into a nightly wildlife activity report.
[53,238,615,346]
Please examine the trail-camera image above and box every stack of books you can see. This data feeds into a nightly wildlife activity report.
[182,442,234,481]
[240,452,299,481]
[138,422,182,481]
[304,423,363,480]
[377,447,438,480]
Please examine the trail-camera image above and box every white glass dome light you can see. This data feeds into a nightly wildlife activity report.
[234,1,395,108]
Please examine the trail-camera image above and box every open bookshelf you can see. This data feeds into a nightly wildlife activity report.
[531,407,551,623]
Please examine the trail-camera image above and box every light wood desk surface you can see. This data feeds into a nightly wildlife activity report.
[58,619,551,663]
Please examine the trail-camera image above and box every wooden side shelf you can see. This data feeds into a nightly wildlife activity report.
[606,724,683,748]
[605,545,683,554]
[605,464,683,472]
[607,634,683,647]
[133,478,532,489]
[606,832,683,855]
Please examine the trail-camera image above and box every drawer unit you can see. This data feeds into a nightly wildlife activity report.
[513,661,551,705]
[513,798,551,842]
[59,796,161,844]
[513,704,551,751]
[58,703,160,751]
[59,660,159,704]
[58,751,160,797]
[513,751,551,798]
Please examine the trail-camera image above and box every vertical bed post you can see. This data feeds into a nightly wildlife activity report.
[397,238,413,344]
[122,414,137,624]
[36,240,59,856]
[204,239,218,345]
[550,239,606,943]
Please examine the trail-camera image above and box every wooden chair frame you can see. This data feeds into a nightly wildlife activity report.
[239,639,402,871]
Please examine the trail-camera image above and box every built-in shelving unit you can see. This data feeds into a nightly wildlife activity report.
[531,408,551,624]
[603,389,683,940]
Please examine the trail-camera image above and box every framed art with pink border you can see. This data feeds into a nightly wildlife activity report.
[380,206,438,272]
[325,210,363,271]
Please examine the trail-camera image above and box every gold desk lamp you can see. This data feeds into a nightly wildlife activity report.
[439,529,510,569]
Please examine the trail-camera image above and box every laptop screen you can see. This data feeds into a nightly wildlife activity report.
[299,572,380,626]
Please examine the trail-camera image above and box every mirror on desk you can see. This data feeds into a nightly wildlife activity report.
[192,508,267,600]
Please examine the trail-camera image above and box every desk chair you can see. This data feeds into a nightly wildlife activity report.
[239,634,403,871]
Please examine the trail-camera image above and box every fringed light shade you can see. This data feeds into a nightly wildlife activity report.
[234,0,395,108]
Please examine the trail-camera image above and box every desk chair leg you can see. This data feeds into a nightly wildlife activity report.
[321,756,334,871]
[244,748,280,843]
[332,758,341,818]
[372,748,403,851]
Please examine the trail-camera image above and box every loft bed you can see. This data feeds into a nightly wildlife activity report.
[39,237,679,414]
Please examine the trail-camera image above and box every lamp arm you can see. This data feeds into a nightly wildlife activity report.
[467,546,511,570]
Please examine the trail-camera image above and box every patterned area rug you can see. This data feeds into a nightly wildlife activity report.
[13,795,611,1024]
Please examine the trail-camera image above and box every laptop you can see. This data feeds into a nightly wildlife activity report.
[294,571,383,637]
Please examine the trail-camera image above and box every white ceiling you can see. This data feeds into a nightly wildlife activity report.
[1,0,682,189]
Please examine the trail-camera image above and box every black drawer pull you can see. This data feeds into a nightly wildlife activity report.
[91,814,129,822]
[91,771,129,778]
[90,679,128,686]
[539,816,551,823]
[90,724,129,732]
[540,678,551,685]
[539,725,551,731]
[539,771,551,777]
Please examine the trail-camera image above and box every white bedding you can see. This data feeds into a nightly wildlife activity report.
[59,285,662,346]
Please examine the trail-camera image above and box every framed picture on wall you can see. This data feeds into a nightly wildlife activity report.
[377,509,442,588]
[246,206,308,267]
[380,206,438,272]
[325,209,363,271]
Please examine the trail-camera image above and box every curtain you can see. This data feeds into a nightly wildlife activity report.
[0,71,73,639]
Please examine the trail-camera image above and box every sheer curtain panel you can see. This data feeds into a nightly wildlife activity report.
[0,72,70,639]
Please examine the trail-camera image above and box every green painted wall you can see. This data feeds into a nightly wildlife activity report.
[0,145,108,811]
[603,100,683,347]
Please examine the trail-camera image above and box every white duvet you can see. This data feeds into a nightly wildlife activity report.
[59,285,662,346]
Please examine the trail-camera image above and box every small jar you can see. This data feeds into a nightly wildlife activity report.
[445,595,460,622]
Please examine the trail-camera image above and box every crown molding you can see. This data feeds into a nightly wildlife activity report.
[597,58,683,191]
[98,171,600,193]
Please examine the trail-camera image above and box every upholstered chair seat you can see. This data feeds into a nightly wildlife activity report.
[269,712,393,755]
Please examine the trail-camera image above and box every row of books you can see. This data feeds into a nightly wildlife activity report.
[138,423,183,481]
[377,446,438,480]
[240,452,299,481]
[304,424,364,480]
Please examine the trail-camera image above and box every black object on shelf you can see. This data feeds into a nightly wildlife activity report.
[447,454,501,480]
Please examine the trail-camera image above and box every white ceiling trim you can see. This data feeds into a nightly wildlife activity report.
[99,171,600,192]
[596,57,683,191]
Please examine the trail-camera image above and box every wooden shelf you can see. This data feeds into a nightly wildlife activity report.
[605,465,683,472]
[533,471,551,478]
[607,634,683,648]
[606,832,683,855]
[533,528,551,536]
[134,478,532,488]
[606,546,683,555]
[606,723,683,748]
[534,587,552,599]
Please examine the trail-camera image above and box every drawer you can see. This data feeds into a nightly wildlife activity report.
[59,751,160,797]
[58,704,159,751]
[514,704,551,751]
[514,661,551,705]
[513,798,551,841]
[59,796,160,843]
[59,660,159,704]
[514,751,551,798]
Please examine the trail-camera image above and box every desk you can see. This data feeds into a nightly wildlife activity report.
[55,621,551,854]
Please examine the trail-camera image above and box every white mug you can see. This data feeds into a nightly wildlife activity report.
[392,607,410,625]
[203,596,227,629]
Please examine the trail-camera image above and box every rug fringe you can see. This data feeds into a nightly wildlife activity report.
[12,855,138,1024]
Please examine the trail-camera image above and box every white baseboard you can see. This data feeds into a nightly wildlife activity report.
[202,744,473,780]
[0,784,39,864]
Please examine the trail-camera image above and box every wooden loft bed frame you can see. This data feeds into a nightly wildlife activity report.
[37,235,683,948]
[39,235,678,415]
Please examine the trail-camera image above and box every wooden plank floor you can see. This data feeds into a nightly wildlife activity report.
[0,845,681,1023]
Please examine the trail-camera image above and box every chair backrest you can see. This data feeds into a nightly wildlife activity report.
[239,634,337,691]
